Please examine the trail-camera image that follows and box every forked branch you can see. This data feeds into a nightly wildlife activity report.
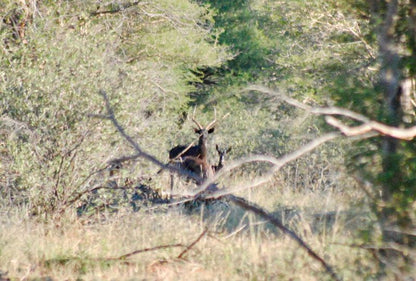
[94,90,199,182]
[249,85,416,140]
[95,90,341,280]
[326,116,416,140]
[192,132,340,198]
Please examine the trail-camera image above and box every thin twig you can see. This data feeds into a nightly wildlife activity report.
[110,244,185,260]
[223,224,248,239]
[171,141,197,161]
[247,85,370,122]
[63,165,108,207]
[64,184,109,208]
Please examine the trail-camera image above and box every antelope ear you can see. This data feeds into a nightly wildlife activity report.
[208,127,215,134]
[216,144,220,151]
[194,128,201,134]
[227,147,232,153]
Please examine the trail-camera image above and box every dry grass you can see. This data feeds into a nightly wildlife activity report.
[0,175,380,281]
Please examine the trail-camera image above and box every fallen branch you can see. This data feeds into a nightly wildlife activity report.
[177,227,209,259]
[229,195,342,281]
[110,244,185,260]
[43,244,186,267]
[107,230,210,261]
[96,90,342,280]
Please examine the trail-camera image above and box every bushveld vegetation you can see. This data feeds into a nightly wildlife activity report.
[1,0,415,280]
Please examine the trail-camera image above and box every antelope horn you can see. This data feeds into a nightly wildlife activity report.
[207,111,229,129]
[205,107,217,130]
[191,107,203,129]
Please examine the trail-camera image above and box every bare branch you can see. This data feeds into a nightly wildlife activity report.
[248,85,370,122]
[111,244,185,260]
[326,116,416,140]
[171,141,197,161]
[249,86,416,140]
[97,90,199,181]
[229,195,341,281]
[191,132,340,198]
[325,116,372,136]
[177,227,208,259]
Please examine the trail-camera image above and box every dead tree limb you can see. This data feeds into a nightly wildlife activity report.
[229,195,342,281]
[110,244,185,260]
[96,90,342,280]
[95,90,200,182]
[249,85,416,140]
[177,227,209,259]
[326,116,416,140]
[192,132,340,198]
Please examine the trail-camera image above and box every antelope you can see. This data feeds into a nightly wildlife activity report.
[212,145,231,173]
[169,125,215,161]
[168,111,216,194]
[183,156,213,182]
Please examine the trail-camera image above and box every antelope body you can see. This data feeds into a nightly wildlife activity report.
[168,112,216,194]
[169,127,215,161]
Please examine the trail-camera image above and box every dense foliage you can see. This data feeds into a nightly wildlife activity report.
[0,0,230,213]
[1,0,415,279]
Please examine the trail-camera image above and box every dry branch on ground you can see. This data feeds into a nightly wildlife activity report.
[96,90,342,281]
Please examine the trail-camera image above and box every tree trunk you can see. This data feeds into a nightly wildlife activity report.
[375,0,405,253]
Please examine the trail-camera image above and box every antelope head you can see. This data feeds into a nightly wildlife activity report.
[191,108,216,145]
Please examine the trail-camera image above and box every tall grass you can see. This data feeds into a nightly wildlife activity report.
[0,173,383,281]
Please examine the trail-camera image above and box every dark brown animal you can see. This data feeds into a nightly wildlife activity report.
[168,126,215,161]
[183,155,214,182]
[212,144,231,173]
[168,112,216,194]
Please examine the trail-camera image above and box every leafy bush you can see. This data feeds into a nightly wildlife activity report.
[0,0,230,215]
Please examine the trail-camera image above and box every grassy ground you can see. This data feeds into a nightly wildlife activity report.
[0,174,380,281]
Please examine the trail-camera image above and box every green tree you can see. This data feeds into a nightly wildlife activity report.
[371,0,416,249]
[325,0,416,276]
[196,0,275,87]
[0,0,229,215]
